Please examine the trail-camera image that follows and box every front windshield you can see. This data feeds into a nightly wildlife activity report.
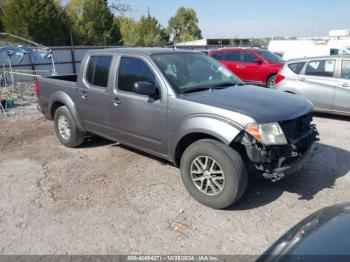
[152,52,243,94]
[257,50,284,63]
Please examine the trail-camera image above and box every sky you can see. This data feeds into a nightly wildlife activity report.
[111,0,350,38]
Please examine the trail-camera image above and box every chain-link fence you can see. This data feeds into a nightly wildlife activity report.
[0,70,44,116]
[0,69,51,88]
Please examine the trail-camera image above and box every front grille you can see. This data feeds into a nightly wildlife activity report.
[279,112,313,142]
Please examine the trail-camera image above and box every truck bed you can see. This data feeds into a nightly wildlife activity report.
[38,74,78,119]
[47,74,77,82]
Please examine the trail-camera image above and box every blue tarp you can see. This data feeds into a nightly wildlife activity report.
[0,44,54,65]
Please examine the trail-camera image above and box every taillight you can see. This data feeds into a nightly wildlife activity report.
[275,73,285,85]
[35,79,40,98]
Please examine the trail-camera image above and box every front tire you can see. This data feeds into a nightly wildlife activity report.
[180,139,248,209]
[54,106,85,148]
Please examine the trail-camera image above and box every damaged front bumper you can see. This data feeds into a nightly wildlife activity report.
[260,143,315,181]
[241,125,319,182]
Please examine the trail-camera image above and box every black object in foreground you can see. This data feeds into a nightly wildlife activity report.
[259,202,350,262]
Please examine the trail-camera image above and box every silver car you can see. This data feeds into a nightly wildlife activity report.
[273,55,350,116]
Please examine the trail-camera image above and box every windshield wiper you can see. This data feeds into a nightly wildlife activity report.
[181,87,211,94]
[181,82,244,94]
[210,82,244,89]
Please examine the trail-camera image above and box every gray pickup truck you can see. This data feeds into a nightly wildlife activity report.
[37,48,318,209]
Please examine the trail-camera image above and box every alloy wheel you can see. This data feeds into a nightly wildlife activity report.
[57,115,71,140]
[190,156,225,196]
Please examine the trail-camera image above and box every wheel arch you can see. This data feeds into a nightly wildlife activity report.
[50,101,65,119]
[48,91,86,132]
[170,116,243,166]
[174,133,221,167]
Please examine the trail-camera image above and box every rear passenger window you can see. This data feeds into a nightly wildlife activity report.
[86,56,96,84]
[118,57,155,93]
[341,60,350,79]
[241,52,258,63]
[288,62,306,74]
[305,60,335,77]
[225,52,240,62]
[94,56,113,87]
[85,55,112,88]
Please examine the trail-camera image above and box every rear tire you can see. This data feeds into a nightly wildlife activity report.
[266,75,276,88]
[180,139,248,209]
[54,106,85,148]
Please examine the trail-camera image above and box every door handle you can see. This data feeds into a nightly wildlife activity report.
[112,97,121,107]
[81,91,88,99]
[299,78,306,82]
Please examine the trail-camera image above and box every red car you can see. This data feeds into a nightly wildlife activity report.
[209,48,284,88]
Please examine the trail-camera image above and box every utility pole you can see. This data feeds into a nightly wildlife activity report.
[147,6,150,17]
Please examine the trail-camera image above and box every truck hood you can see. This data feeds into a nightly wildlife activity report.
[181,85,313,123]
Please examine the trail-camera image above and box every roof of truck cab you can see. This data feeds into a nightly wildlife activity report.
[86,47,200,56]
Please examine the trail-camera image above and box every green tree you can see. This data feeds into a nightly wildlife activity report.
[65,0,85,17]
[167,7,202,44]
[0,14,3,32]
[117,15,169,47]
[136,15,168,46]
[116,16,139,46]
[250,38,269,48]
[80,0,120,45]
[2,0,70,45]
[65,0,85,44]
[0,0,6,31]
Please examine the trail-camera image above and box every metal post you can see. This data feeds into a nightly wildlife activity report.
[2,63,7,87]
[50,50,57,76]
[70,31,76,74]
[7,52,14,84]
[28,51,36,73]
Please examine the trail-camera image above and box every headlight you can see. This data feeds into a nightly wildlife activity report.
[245,122,288,145]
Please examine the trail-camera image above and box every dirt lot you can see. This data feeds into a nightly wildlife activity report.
[1,103,350,255]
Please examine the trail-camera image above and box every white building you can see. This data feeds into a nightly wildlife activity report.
[175,38,251,48]
[268,29,350,60]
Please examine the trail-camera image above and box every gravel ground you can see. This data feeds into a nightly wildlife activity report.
[0,104,349,255]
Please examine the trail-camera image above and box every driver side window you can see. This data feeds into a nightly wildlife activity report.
[118,57,156,93]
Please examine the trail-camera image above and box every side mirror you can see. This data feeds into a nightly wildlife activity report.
[255,59,263,65]
[133,82,157,97]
